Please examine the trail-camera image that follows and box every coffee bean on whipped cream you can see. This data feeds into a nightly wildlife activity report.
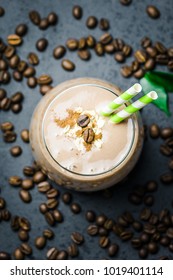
[77,114,90,127]
[83,128,95,143]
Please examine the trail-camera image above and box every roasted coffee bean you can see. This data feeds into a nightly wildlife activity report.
[66,38,78,50]
[108,244,119,257]
[4,45,15,59]
[118,216,129,227]
[169,243,173,252]
[71,232,84,245]
[114,38,125,51]
[43,228,54,239]
[23,66,35,77]
[104,218,114,230]
[95,43,104,56]
[56,250,68,260]
[148,242,158,254]
[17,60,27,72]
[19,189,32,203]
[140,232,150,244]
[21,179,34,190]
[29,10,41,25]
[70,202,81,214]
[47,198,59,209]
[61,59,75,71]
[15,24,28,36]
[120,0,132,5]
[13,248,25,260]
[143,223,156,235]
[36,38,48,51]
[7,34,22,46]
[23,166,35,176]
[40,85,53,95]
[128,193,142,205]
[35,236,46,249]
[160,236,170,246]
[168,60,173,71]
[141,37,152,49]
[45,211,55,226]
[133,68,145,79]
[72,5,82,19]
[149,123,160,138]
[96,214,107,226]
[169,159,173,170]
[104,43,115,54]
[53,209,63,222]
[85,210,96,222]
[86,16,98,29]
[159,208,169,221]
[0,6,5,16]
[0,121,13,132]
[120,230,133,241]
[131,60,139,72]
[0,197,5,209]
[27,77,37,88]
[144,195,154,206]
[11,103,22,113]
[13,70,23,82]
[0,88,6,100]
[53,45,66,59]
[146,46,157,58]
[0,209,11,221]
[160,173,173,184]
[138,247,148,259]
[3,130,16,142]
[37,74,52,85]
[99,236,109,248]
[87,224,98,236]
[0,251,11,260]
[77,49,91,60]
[83,128,95,143]
[46,188,59,198]
[47,247,59,260]
[99,33,112,45]
[39,18,49,30]
[146,5,160,19]
[156,54,169,64]
[27,52,39,65]
[131,238,142,249]
[10,146,22,157]
[99,227,108,236]
[18,229,29,241]
[144,58,155,70]
[67,243,79,257]
[0,70,10,83]
[0,38,6,52]
[9,176,22,186]
[33,171,47,183]
[78,37,86,50]
[120,65,132,78]
[99,18,109,30]
[134,50,147,63]
[77,115,90,127]
[140,208,151,221]
[122,211,134,224]
[37,181,51,193]
[160,144,173,156]
[20,243,32,255]
[146,181,158,192]
[155,42,167,54]
[86,35,96,48]
[0,59,8,70]
[39,203,48,214]
[161,127,173,139]
[62,192,72,204]
[122,45,132,57]
[20,129,29,143]
[132,221,143,232]
[47,12,58,25]
[0,97,9,110]
[168,47,173,58]
[114,52,125,63]
[18,217,31,231]
[112,224,124,236]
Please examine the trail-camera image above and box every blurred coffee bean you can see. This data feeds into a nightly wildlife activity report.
[53,46,66,59]
[45,212,55,226]
[78,49,91,60]
[20,243,32,255]
[66,38,78,50]
[0,251,11,260]
[27,52,39,65]
[144,58,155,70]
[148,242,158,254]
[78,37,86,50]
[21,129,29,143]
[0,59,8,70]
[47,198,59,209]
[87,224,99,236]
[13,70,23,82]
[146,46,157,58]
[67,243,79,257]
[169,159,173,170]
[39,18,49,30]
[99,236,110,248]
[10,146,22,157]
[35,236,46,249]
[72,5,82,19]
[128,193,142,205]
[0,121,13,131]
[0,88,6,100]
[140,208,151,221]
[86,35,96,48]
[11,91,24,103]
[47,12,58,25]
[95,43,104,56]
[141,37,152,48]
[15,24,28,36]
[33,171,47,183]
[120,0,132,5]
[37,181,51,193]
[4,45,15,59]
[155,42,167,54]
[86,16,98,29]
[46,247,59,260]
[134,50,147,63]
[61,59,75,71]
[7,34,22,46]
[70,202,81,214]
[133,68,145,79]
[146,5,160,19]
[161,128,173,139]
[143,195,154,206]
[9,176,22,186]
[104,43,115,54]
[160,144,173,156]
[53,209,63,222]
[146,181,158,192]
[23,66,35,77]
[43,228,54,239]
[99,33,112,45]
[0,7,5,17]
[3,130,16,142]
[21,179,34,190]
[160,173,173,184]
[37,74,52,85]
[99,18,110,30]
[36,38,48,51]
[149,124,160,138]
[56,250,68,260]
[29,10,41,25]
[61,192,72,204]
[156,54,169,65]
[17,60,27,72]
[39,203,48,214]
[121,65,132,78]
[23,166,35,176]
[27,77,37,88]
[13,248,25,260]
[18,229,29,241]
[0,70,11,84]
[19,189,32,203]
[168,61,173,71]
[71,232,84,245]
[114,52,125,63]
[40,85,53,95]
[85,210,96,222]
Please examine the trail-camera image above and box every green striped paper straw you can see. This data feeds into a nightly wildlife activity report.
[110,91,158,124]
[101,83,142,116]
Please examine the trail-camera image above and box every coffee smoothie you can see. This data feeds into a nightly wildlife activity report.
[30,78,143,191]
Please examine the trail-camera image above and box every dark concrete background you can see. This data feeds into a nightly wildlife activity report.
[0,0,173,260]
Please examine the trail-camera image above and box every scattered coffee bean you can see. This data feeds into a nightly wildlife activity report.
[0,251,11,260]
[43,228,54,239]
[86,16,98,29]
[18,229,29,241]
[146,5,160,19]
[140,232,150,243]
[138,247,148,259]
[133,68,145,79]
[146,181,158,192]
[132,221,143,232]
[131,237,142,249]
[9,175,22,186]
[122,45,132,57]
[27,76,37,88]
[72,5,82,19]
[20,129,29,143]
[40,85,53,95]
[4,45,16,59]
[155,42,167,54]
[99,18,110,30]
[140,208,151,221]
[0,88,7,100]
[71,232,84,245]
[13,70,23,82]
[99,236,109,248]
[86,35,96,48]
[169,159,173,170]
[46,247,59,260]
[23,166,35,176]
[20,243,32,255]
[36,38,48,51]
[77,115,90,127]
[160,236,170,246]
[134,50,147,63]
[67,243,79,257]
[17,60,27,72]
[0,197,6,209]
[19,189,32,203]
[23,66,35,77]
[78,49,91,60]
[45,211,55,226]
[39,203,48,214]
[160,127,173,139]
[149,124,160,138]
[46,188,59,199]
[160,144,173,156]
[53,45,66,59]
[35,236,46,249]
[27,52,39,65]
[0,6,5,17]
[61,59,75,71]
[120,230,133,241]
[87,224,99,236]
[114,38,125,50]
[3,130,16,142]
[148,242,158,254]
[56,250,68,260]
[0,70,11,83]
[53,209,63,222]
[47,12,58,25]
[156,54,169,65]
[37,74,52,85]
[85,210,96,222]
[114,52,125,63]
[62,192,72,204]
[120,65,132,77]
[15,24,28,37]
[145,58,155,70]
[160,173,173,184]
[10,145,22,157]
[66,38,78,50]
[11,215,20,229]
[18,217,31,231]
[0,121,13,132]
[96,214,107,226]
[99,33,112,45]
[131,60,140,72]
[104,43,115,54]
[0,59,8,70]
[47,198,59,209]
[70,202,81,214]
[29,10,41,25]
[7,34,22,46]
[39,18,49,30]
[144,195,154,206]
[120,0,132,5]
[21,178,34,190]
[0,209,11,221]
[95,43,104,56]
[128,193,142,205]
[13,248,25,260]
[11,103,22,113]
[83,128,95,143]
[33,171,47,183]
[141,37,152,49]
[168,61,173,71]
[37,181,51,193]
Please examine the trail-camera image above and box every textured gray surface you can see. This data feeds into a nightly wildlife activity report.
[0,0,173,260]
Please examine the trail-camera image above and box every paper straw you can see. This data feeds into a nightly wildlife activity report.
[101,83,142,116]
[110,91,158,124]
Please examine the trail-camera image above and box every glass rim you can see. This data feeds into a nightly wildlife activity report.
[42,83,136,177]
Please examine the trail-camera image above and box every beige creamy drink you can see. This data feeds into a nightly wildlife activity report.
[30,78,143,191]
